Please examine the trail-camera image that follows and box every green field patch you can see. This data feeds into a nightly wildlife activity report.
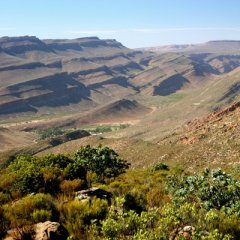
[83,124,130,134]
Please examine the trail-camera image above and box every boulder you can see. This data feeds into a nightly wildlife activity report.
[183,226,195,232]
[5,221,68,240]
[35,221,68,240]
[170,225,195,240]
[75,187,112,202]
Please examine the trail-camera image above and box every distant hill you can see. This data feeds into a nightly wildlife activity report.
[12,99,152,131]
[139,40,240,53]
[1,37,240,150]
[0,36,149,116]
[1,37,240,119]
[74,99,152,124]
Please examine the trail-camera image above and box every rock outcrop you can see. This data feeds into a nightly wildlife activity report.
[75,187,112,202]
[5,221,69,240]
[170,225,196,240]
[35,221,68,240]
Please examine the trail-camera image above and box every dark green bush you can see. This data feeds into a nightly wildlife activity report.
[64,161,87,181]
[74,145,130,182]
[3,154,87,195]
[152,162,169,171]
[167,168,240,212]
[123,193,144,214]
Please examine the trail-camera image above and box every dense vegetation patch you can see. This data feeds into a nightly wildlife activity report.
[1,145,240,239]
[38,127,64,140]
[85,124,130,134]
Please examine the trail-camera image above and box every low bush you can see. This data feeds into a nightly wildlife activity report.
[152,162,169,171]
[4,193,56,228]
[60,198,108,239]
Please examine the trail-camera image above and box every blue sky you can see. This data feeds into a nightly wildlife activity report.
[1,0,240,48]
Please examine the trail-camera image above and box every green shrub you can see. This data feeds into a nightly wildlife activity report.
[4,193,56,228]
[31,209,52,223]
[74,145,130,182]
[101,198,159,239]
[0,192,10,204]
[40,154,72,169]
[167,168,240,211]
[123,193,144,214]
[42,167,62,194]
[108,181,131,196]
[146,186,168,207]
[3,154,87,195]
[152,162,169,171]
[60,198,108,239]
[60,179,85,196]
[0,205,9,238]
[201,229,233,240]
[64,161,87,181]
[165,169,240,239]
[205,209,240,238]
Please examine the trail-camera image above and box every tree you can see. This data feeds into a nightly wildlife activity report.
[64,161,87,181]
[74,145,130,182]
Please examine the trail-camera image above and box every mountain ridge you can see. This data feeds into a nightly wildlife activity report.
[139,40,240,53]
[1,36,240,150]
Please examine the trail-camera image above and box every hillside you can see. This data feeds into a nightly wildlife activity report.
[165,101,240,145]
[32,100,240,173]
[158,100,240,170]
[1,37,240,152]
[140,40,240,53]
[75,99,152,124]
[1,37,240,120]
[0,36,149,117]
[0,127,36,151]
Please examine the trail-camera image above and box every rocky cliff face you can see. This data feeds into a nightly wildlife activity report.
[0,36,52,55]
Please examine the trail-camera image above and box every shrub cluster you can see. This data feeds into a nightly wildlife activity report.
[1,145,240,239]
